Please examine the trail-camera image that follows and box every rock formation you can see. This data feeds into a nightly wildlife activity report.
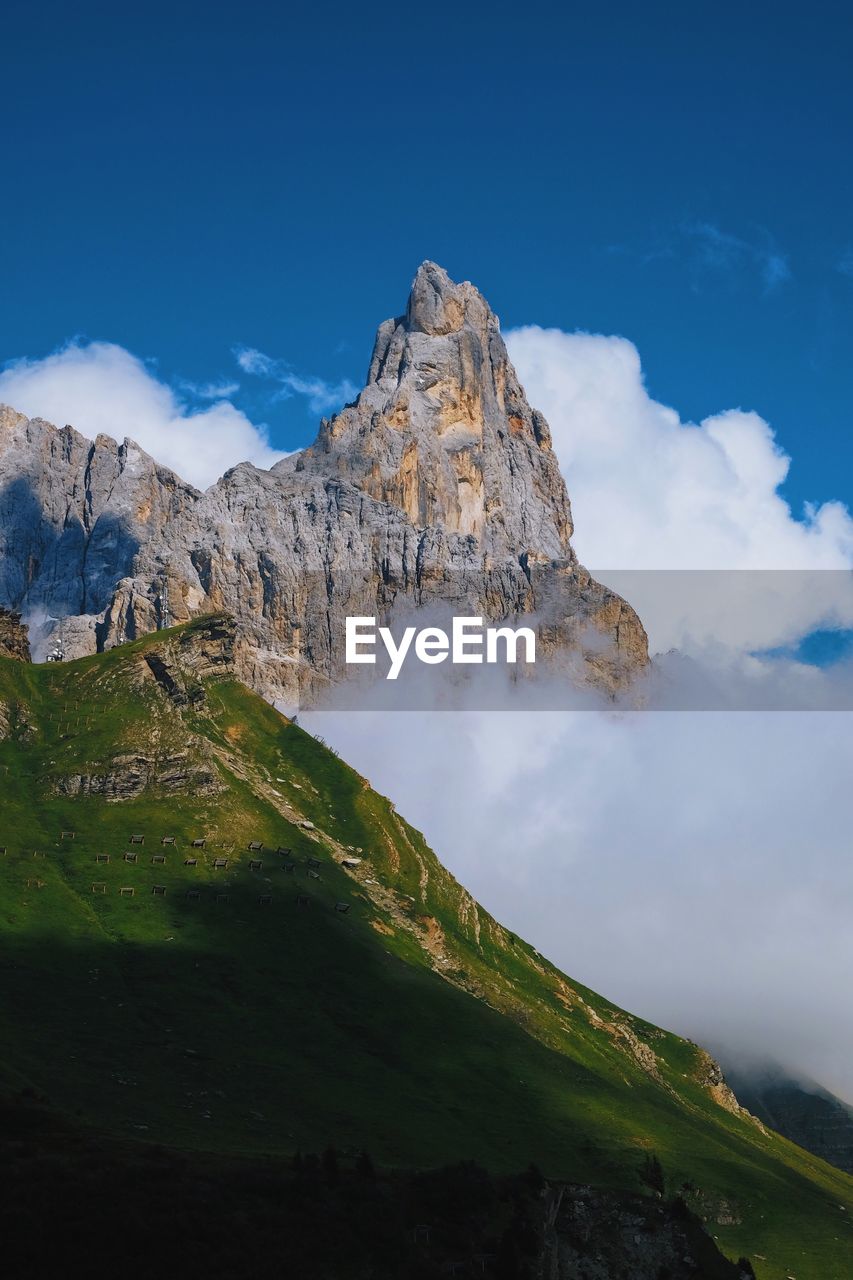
[291,260,573,558]
[0,264,648,702]
[0,404,198,657]
[0,607,31,662]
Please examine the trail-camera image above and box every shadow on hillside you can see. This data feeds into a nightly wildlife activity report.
[0,1090,748,1280]
[0,927,623,1180]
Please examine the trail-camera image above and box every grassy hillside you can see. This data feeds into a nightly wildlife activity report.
[0,1095,747,1280]
[0,616,849,1277]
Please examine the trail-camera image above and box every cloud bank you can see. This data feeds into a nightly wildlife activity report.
[506,326,853,653]
[306,703,853,1103]
[506,326,852,573]
[0,341,287,490]
[306,322,853,1103]
[235,346,359,414]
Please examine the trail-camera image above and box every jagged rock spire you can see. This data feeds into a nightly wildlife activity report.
[287,262,574,559]
[405,260,479,335]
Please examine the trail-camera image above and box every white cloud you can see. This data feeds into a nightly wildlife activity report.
[306,319,853,1107]
[307,703,853,1104]
[0,341,287,490]
[685,221,792,292]
[506,326,853,653]
[837,247,853,279]
[611,223,792,293]
[507,326,852,572]
[235,346,358,414]
[180,378,242,400]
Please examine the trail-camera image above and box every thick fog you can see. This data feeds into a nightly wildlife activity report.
[305,704,853,1102]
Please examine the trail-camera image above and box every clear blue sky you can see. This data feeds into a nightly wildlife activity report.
[3,0,853,513]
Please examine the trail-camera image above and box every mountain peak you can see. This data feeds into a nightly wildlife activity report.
[404,261,489,336]
[294,263,572,554]
[0,267,648,702]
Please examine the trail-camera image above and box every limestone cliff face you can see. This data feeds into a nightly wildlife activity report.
[0,405,199,655]
[0,265,648,701]
[289,261,573,558]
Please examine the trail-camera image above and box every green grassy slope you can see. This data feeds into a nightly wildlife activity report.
[0,617,849,1278]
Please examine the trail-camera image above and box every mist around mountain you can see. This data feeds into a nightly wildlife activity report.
[723,1062,853,1176]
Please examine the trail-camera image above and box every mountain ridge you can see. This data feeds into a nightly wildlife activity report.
[0,263,647,702]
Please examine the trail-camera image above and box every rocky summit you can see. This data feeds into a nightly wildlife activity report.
[291,260,573,557]
[0,264,647,702]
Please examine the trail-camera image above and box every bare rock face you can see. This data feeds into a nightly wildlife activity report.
[289,261,573,557]
[53,752,222,801]
[0,405,199,653]
[143,613,236,709]
[540,1183,750,1279]
[0,265,648,701]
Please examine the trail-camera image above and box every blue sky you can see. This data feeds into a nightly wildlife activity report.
[3,0,853,514]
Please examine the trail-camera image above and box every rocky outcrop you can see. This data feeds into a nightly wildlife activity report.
[0,698,36,743]
[142,614,235,708]
[0,265,648,702]
[695,1048,752,1118]
[53,752,222,801]
[540,1183,751,1279]
[0,607,31,662]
